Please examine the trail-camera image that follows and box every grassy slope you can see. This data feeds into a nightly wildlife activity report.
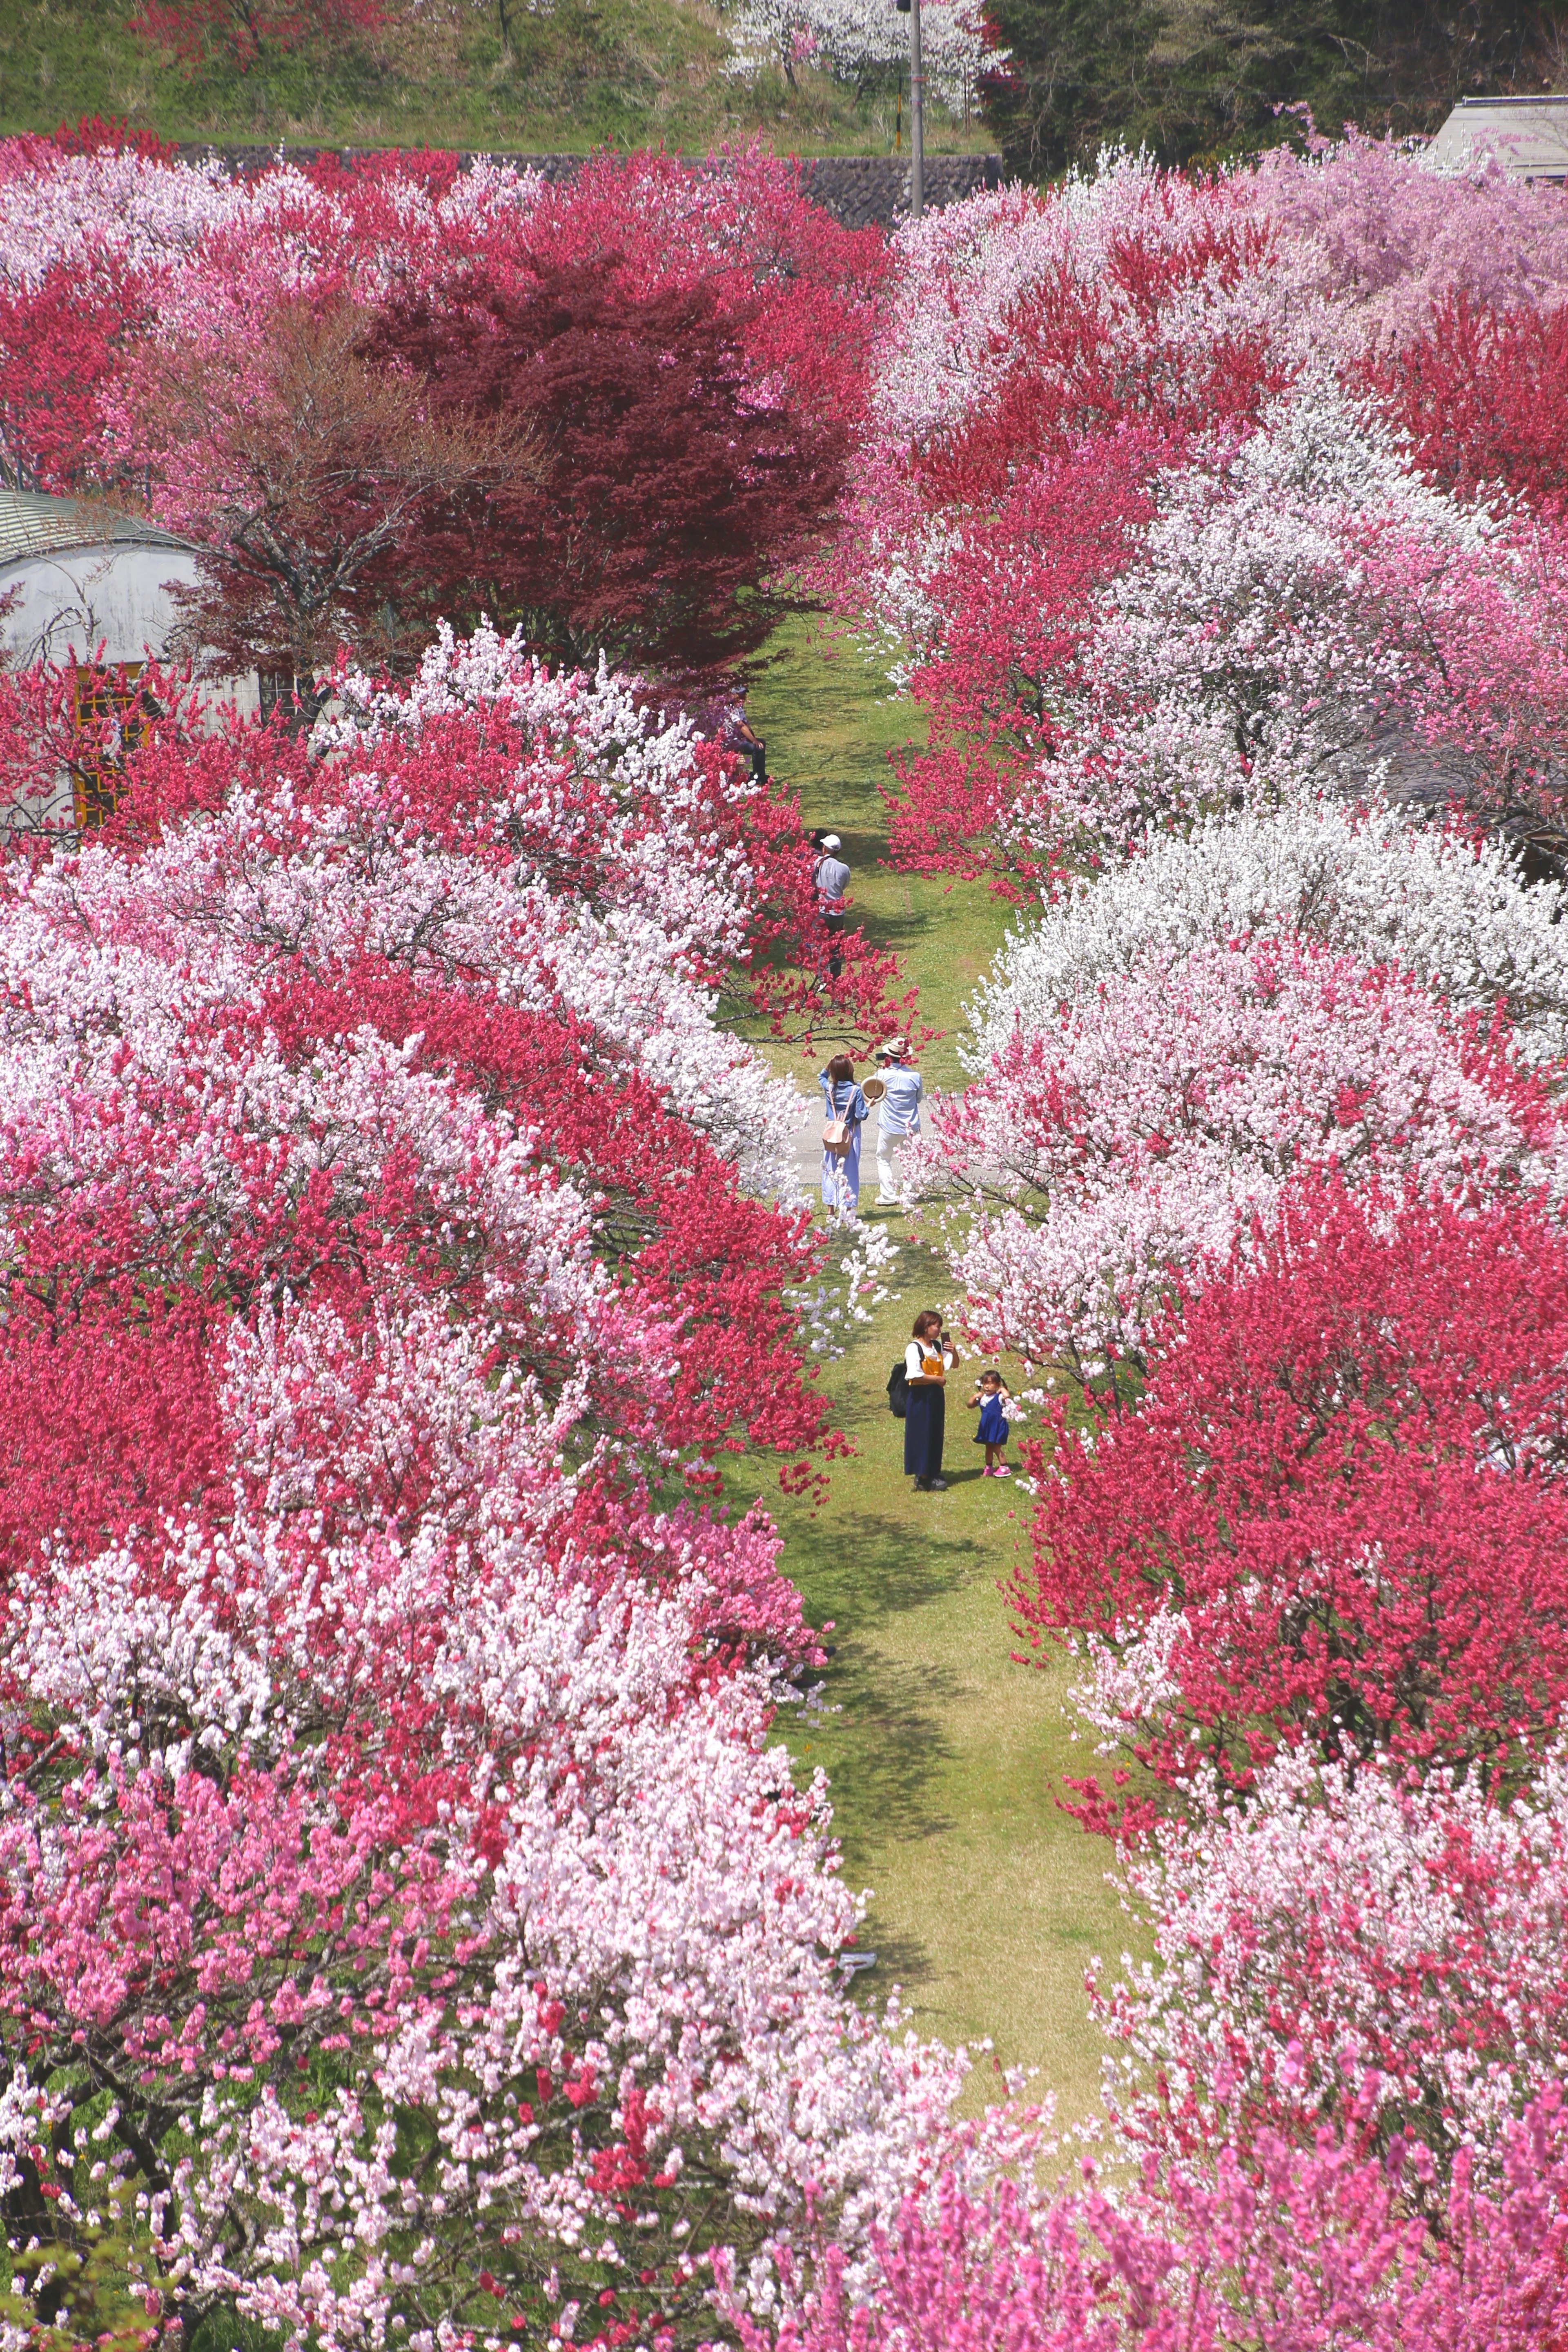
[725,620,1127,2128]
[0,0,993,154]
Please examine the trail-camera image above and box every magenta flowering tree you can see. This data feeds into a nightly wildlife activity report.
[735,2092,1568,2350]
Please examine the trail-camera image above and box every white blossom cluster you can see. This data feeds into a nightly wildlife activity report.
[973,796,1568,1070]
[721,0,996,114]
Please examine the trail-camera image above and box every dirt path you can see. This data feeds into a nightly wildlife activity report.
[722,621,1128,2126]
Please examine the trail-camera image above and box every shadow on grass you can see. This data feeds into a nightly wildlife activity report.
[824,1639,962,1847]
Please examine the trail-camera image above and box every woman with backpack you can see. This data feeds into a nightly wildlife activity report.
[899,1308,949,1492]
[818,1053,870,1214]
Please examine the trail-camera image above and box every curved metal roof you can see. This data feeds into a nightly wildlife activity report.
[0,487,190,569]
[1428,96,1568,183]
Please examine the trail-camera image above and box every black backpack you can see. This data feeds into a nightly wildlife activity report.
[886,1358,909,1419]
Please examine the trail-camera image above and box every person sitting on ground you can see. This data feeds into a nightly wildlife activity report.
[873,1037,923,1207]
[966,1368,1012,1477]
[726,712,767,783]
[812,834,850,980]
[817,1052,870,1216]
[904,1308,948,1492]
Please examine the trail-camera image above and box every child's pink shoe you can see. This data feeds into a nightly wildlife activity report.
[989,1463,1011,1477]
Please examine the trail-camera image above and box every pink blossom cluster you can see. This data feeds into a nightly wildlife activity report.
[840,143,1568,884]
[917,931,1565,1376]
[0,631,1043,2351]
[740,2087,1568,2349]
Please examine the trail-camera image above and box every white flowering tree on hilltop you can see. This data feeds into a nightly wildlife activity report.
[722,0,997,115]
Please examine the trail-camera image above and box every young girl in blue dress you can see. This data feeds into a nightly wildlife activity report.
[967,1369,1012,1477]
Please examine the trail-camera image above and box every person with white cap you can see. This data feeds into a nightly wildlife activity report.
[811,833,851,978]
[873,1036,922,1207]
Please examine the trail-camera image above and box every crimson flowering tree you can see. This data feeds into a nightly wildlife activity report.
[128,0,387,73]
[1016,1181,1568,1816]
[0,256,145,494]
[367,263,854,683]
[1364,296,1568,518]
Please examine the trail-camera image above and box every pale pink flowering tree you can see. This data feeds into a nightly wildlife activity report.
[1087,1742,1568,2199]
[1238,128,1568,360]
[915,933,1563,1381]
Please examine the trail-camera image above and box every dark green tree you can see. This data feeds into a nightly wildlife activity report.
[980,0,1568,179]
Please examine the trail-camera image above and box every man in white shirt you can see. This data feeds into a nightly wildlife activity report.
[873,1038,922,1206]
[812,833,850,978]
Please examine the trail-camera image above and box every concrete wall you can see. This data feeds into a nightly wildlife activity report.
[0,539,204,670]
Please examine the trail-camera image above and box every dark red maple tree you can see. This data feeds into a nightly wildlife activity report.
[368,263,854,685]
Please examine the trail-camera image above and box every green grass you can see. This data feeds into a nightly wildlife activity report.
[724,621,1128,2129]
[744,619,1017,1093]
[0,0,995,154]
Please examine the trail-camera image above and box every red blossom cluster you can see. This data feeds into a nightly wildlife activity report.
[1018,1180,1568,1822]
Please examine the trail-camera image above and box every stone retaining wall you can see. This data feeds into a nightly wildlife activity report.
[171,145,1004,226]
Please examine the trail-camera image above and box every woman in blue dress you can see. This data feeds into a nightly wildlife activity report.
[818,1054,870,1215]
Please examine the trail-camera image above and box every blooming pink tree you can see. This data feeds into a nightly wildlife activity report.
[918,934,1564,1383]
[1090,1742,1568,2195]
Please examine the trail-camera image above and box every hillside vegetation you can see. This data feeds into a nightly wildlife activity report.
[0,0,992,152]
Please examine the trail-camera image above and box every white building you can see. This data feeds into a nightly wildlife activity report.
[1428,94,1568,183]
[0,485,258,831]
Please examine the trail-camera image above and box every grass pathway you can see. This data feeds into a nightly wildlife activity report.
[721,621,1125,2125]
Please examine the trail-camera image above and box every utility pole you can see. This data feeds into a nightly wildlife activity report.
[895,0,924,217]
[909,0,924,217]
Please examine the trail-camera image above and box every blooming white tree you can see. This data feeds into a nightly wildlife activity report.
[971,797,1568,1069]
[722,0,995,116]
